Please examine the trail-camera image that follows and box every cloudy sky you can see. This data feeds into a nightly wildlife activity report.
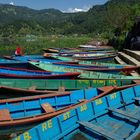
[0,0,108,12]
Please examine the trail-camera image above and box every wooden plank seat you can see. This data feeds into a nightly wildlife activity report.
[41,103,55,113]
[0,109,11,121]
[78,121,123,140]
[108,107,140,121]
[28,86,36,90]
[58,86,65,92]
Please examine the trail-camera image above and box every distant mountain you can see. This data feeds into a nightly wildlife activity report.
[0,4,67,24]
[0,0,140,36]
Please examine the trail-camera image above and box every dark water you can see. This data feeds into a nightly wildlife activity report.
[70,133,88,140]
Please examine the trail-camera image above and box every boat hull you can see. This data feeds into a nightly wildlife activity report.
[72,54,116,61]
[0,79,135,90]
[0,86,68,99]
[0,86,116,135]
[0,66,80,79]
[53,62,139,75]
[12,85,140,140]
[0,85,134,136]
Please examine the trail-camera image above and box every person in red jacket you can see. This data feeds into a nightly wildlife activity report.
[15,46,22,56]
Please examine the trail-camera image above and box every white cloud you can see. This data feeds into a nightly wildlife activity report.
[63,5,91,13]
[9,1,15,5]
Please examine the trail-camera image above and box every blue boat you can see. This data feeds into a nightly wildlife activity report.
[13,85,140,140]
[4,55,62,63]
[0,58,20,63]
[0,58,46,70]
[0,85,130,136]
[0,66,80,79]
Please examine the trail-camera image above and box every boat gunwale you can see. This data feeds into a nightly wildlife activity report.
[0,86,113,103]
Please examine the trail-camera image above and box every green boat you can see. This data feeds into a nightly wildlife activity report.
[79,61,131,67]
[30,61,140,80]
[0,78,135,90]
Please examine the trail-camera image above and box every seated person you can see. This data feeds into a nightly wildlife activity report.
[15,46,23,56]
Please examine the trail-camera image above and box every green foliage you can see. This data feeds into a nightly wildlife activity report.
[0,0,140,37]
[0,0,140,50]
[0,36,92,56]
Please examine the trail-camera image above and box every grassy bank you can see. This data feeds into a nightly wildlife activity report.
[0,36,92,56]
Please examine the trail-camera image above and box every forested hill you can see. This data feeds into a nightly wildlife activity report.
[0,0,140,36]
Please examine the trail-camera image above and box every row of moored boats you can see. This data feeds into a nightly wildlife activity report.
[0,44,140,140]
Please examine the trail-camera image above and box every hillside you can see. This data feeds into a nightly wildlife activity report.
[0,0,140,37]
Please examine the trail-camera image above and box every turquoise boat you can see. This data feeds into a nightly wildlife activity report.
[29,61,140,80]
[4,55,61,63]
[50,55,129,67]
[52,61,139,75]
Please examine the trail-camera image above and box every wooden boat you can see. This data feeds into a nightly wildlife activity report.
[0,86,68,99]
[29,61,140,80]
[72,54,116,61]
[44,53,116,62]
[79,44,110,48]
[3,55,20,61]
[0,85,134,136]
[51,55,123,66]
[42,48,62,53]
[79,60,130,66]
[50,55,131,67]
[80,45,114,51]
[53,61,139,75]
[59,51,115,57]
[72,53,111,57]
[43,48,84,53]
[79,44,97,48]
[12,84,140,140]
[0,60,41,70]
[4,55,61,63]
[47,55,76,61]
[0,79,135,90]
[0,58,36,69]
[0,58,19,63]
[0,66,80,79]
